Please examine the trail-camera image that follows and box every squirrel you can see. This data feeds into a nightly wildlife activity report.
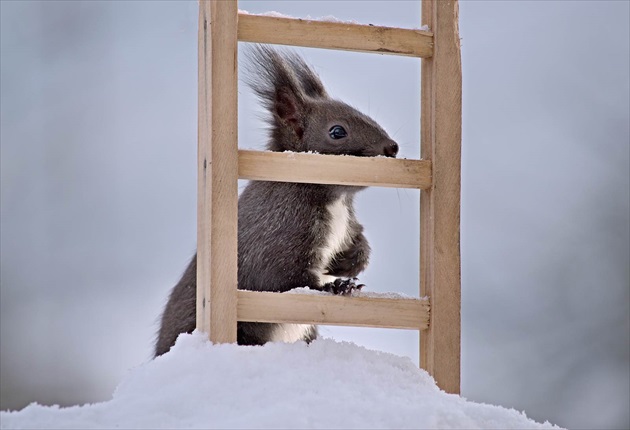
[154,45,399,357]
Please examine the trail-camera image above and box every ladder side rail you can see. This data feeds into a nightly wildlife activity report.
[197,0,239,343]
[420,0,462,394]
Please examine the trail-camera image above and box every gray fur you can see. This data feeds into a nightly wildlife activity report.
[154,45,398,357]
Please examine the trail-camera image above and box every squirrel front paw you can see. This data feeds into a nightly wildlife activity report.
[321,278,365,296]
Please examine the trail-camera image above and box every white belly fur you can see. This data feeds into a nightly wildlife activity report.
[271,199,350,344]
[271,197,350,343]
[315,197,351,285]
[270,323,314,343]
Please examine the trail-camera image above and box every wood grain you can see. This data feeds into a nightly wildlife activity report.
[420,0,462,394]
[238,150,432,189]
[197,0,239,344]
[238,13,433,58]
[238,290,430,330]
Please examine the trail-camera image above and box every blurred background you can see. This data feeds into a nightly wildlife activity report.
[1,1,628,428]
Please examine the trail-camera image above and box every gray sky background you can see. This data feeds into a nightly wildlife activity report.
[1,1,628,429]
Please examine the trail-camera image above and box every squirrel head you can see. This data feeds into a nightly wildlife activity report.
[246,45,399,158]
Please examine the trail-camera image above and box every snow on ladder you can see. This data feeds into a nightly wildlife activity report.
[196,1,462,394]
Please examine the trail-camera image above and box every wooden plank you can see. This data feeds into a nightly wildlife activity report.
[420,0,462,394]
[238,150,432,189]
[237,290,430,330]
[238,13,433,58]
[197,0,238,344]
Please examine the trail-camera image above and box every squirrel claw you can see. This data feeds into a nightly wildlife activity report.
[322,278,364,296]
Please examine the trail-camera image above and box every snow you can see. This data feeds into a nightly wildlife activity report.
[354,290,420,300]
[287,286,421,300]
[257,11,295,19]
[238,10,394,26]
[316,15,360,25]
[238,9,431,31]
[1,333,562,429]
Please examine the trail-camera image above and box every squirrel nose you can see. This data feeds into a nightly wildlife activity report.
[383,140,399,158]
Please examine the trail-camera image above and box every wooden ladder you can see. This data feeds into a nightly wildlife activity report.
[197,0,462,394]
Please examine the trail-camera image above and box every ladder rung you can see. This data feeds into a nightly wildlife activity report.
[237,13,433,58]
[237,290,429,330]
[238,150,431,189]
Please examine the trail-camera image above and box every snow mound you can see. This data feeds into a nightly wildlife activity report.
[1,333,561,429]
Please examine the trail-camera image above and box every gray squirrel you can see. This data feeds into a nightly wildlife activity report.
[155,45,398,357]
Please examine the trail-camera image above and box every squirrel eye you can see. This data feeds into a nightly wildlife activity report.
[328,125,347,139]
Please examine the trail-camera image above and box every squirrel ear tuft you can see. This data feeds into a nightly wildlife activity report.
[286,55,328,99]
[245,45,308,137]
